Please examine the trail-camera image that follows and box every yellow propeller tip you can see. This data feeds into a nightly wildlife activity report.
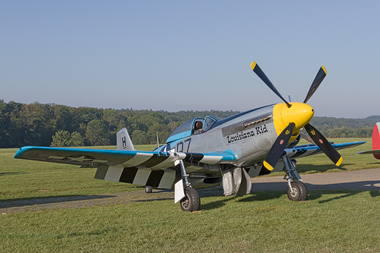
[335,157,343,166]
[250,61,257,70]
[263,161,274,171]
[321,65,327,75]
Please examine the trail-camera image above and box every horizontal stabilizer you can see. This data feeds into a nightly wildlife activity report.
[357,150,380,155]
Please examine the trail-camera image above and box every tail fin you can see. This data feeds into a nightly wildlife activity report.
[117,128,135,151]
[373,123,380,159]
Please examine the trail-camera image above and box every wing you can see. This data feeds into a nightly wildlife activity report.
[285,141,366,159]
[15,146,161,167]
[14,146,237,189]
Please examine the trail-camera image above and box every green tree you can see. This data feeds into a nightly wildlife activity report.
[51,130,71,147]
[131,130,148,144]
[19,103,51,146]
[70,132,85,146]
[85,119,110,146]
[51,131,85,147]
[51,105,73,132]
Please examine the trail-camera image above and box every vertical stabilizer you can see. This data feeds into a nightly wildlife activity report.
[117,128,135,151]
[373,123,380,159]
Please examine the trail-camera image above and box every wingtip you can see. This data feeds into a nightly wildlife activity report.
[250,61,257,71]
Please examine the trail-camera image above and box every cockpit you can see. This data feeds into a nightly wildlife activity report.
[203,115,219,131]
[165,115,220,143]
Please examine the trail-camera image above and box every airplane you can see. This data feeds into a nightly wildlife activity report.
[358,122,380,159]
[14,61,365,212]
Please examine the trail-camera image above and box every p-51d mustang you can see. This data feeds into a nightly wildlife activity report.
[15,62,365,212]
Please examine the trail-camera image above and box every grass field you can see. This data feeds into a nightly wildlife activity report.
[1,138,380,252]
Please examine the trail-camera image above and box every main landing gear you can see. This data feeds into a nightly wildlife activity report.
[180,187,200,212]
[144,183,201,211]
[176,159,201,212]
[283,156,307,201]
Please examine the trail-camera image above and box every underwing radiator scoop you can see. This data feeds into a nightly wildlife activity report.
[222,167,252,197]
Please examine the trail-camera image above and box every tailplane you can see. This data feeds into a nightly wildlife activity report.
[117,128,135,151]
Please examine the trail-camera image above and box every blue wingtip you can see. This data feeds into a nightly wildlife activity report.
[14,146,34,158]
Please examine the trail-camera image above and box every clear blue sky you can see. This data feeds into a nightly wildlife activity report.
[1,1,379,118]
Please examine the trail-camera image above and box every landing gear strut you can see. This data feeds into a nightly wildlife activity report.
[283,156,307,201]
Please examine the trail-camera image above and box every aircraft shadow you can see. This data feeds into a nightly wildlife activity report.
[202,179,380,210]
[201,191,286,211]
[134,189,173,203]
[0,171,28,176]
[252,180,380,192]
[0,195,114,209]
[2,180,379,212]
[0,190,175,212]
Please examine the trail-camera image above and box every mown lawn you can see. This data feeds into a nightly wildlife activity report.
[1,190,380,252]
[1,139,380,252]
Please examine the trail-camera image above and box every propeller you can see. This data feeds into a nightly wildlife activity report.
[251,62,291,108]
[304,123,342,166]
[263,123,295,171]
[251,61,342,170]
[303,66,327,103]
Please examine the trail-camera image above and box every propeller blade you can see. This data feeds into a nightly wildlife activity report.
[263,123,295,171]
[304,123,343,166]
[303,66,327,103]
[251,61,291,107]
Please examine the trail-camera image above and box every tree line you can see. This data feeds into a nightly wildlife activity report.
[0,100,238,148]
[310,115,380,138]
[0,99,378,148]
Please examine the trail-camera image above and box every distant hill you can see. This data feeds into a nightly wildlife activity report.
[310,115,380,138]
[311,115,380,129]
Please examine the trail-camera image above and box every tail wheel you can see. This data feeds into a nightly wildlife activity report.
[145,185,153,193]
[180,187,200,212]
[287,180,307,201]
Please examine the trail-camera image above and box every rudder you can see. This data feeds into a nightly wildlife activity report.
[372,123,380,159]
[117,128,135,151]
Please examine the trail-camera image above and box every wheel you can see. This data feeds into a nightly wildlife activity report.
[287,180,307,201]
[180,187,200,212]
[145,185,153,193]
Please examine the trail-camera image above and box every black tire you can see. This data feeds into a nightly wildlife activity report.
[145,185,153,193]
[287,180,307,201]
[180,187,200,212]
